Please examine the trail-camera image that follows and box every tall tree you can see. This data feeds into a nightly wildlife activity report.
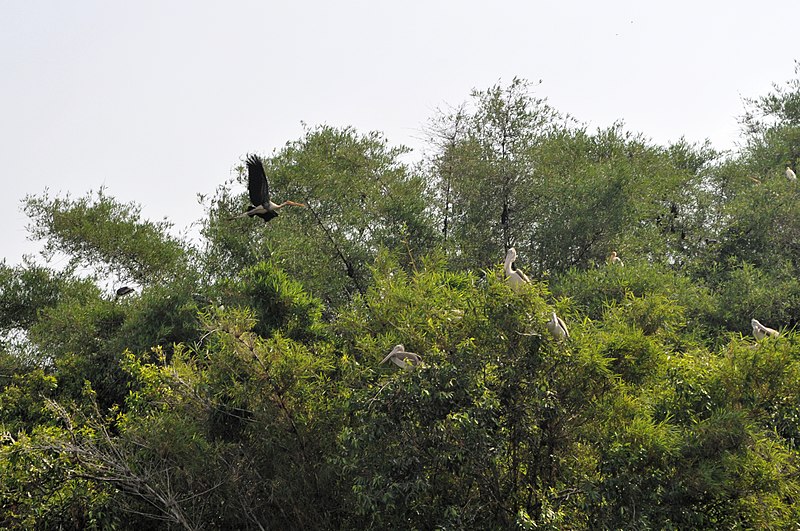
[24,189,190,285]
[433,78,560,268]
[203,125,438,305]
[426,79,708,275]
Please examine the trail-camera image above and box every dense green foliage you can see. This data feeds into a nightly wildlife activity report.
[4,68,800,529]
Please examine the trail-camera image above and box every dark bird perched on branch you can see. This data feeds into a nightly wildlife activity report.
[229,154,305,223]
[115,286,135,298]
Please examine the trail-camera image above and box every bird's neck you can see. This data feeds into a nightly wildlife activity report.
[504,257,515,275]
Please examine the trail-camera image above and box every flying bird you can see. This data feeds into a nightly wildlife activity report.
[115,286,135,298]
[751,318,779,340]
[546,311,569,341]
[381,344,422,369]
[504,248,530,288]
[229,154,305,222]
[608,251,624,266]
[786,166,797,181]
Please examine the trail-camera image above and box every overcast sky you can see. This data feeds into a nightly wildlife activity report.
[2,1,798,266]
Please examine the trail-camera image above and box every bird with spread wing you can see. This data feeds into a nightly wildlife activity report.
[229,154,305,222]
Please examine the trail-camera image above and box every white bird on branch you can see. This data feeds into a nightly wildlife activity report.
[381,344,422,369]
[546,311,569,341]
[229,154,305,223]
[504,248,530,289]
[751,318,779,340]
[786,166,797,182]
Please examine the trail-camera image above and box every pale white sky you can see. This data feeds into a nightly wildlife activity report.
[2,1,797,265]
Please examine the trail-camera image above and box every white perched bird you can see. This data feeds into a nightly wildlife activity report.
[608,251,624,266]
[381,344,422,369]
[504,248,530,289]
[751,318,779,340]
[786,166,797,181]
[546,311,569,341]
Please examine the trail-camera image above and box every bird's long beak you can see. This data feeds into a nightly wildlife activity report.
[285,201,306,207]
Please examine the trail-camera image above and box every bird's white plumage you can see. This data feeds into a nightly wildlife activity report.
[546,311,569,340]
[608,251,624,266]
[504,248,530,288]
[751,318,778,340]
[786,166,797,181]
[381,344,422,369]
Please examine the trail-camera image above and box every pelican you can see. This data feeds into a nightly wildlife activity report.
[381,344,422,369]
[115,286,135,298]
[751,318,779,340]
[504,248,530,288]
[608,251,624,266]
[229,154,305,222]
[546,312,569,341]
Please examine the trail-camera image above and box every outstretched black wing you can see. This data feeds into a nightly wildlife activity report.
[246,154,270,206]
[255,210,279,223]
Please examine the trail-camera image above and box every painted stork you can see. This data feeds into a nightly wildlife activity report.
[751,318,779,340]
[504,248,530,288]
[608,251,624,266]
[381,344,422,369]
[546,311,569,341]
[229,154,305,222]
[786,166,797,181]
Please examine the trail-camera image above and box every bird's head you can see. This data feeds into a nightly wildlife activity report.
[751,318,760,328]
[505,248,517,262]
[381,344,405,365]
